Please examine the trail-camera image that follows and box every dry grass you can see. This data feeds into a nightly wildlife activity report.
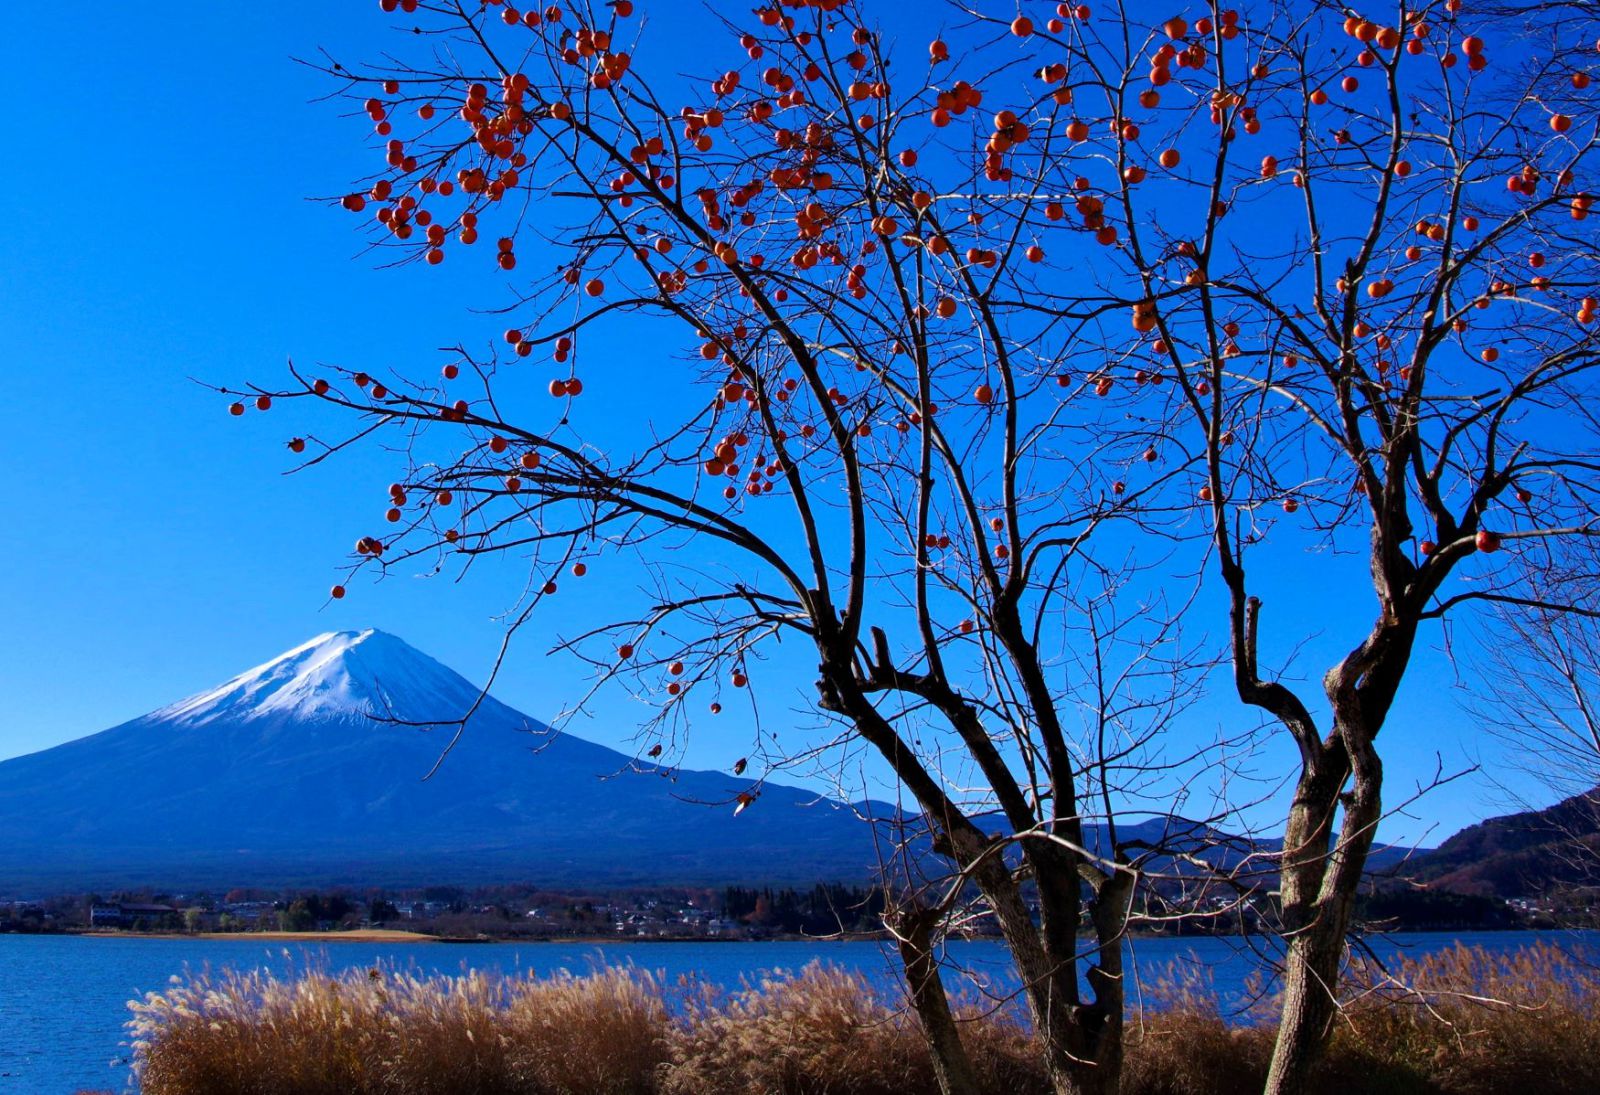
[1120,965,1277,1095]
[1121,940,1600,1095]
[1328,941,1600,1095]
[130,963,666,1095]
[661,964,938,1094]
[130,943,1598,1095]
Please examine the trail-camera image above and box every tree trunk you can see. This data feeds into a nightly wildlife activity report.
[894,907,982,1095]
[968,850,1123,1095]
[1083,869,1133,1094]
[1264,742,1382,1095]
[1263,914,1347,1095]
[822,664,1124,1094]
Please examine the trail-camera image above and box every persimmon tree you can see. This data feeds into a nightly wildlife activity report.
[237,2,1251,1093]
[234,0,1600,1093]
[1064,0,1600,1091]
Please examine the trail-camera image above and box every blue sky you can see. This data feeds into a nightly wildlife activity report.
[0,2,1550,845]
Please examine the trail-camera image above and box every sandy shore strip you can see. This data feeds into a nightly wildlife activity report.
[72,929,443,943]
[202,929,441,942]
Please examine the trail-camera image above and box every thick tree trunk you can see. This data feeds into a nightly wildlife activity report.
[1260,757,1343,1095]
[888,844,1123,1095]
[968,849,1124,1095]
[1264,742,1382,1095]
[1265,919,1347,1095]
[968,858,1084,1095]
[894,908,982,1095]
[1083,869,1133,1093]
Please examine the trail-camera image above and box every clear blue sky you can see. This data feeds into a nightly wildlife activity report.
[0,2,1542,845]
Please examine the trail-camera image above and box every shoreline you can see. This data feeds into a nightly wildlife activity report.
[54,930,855,944]
[51,929,838,944]
[203,929,443,943]
[17,923,1574,945]
[67,928,443,943]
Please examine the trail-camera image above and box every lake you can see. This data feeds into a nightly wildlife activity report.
[2,930,1593,1093]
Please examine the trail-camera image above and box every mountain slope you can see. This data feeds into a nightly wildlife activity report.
[1403,789,1600,897]
[0,631,883,894]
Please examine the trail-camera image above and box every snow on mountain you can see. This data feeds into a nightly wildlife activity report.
[151,629,507,728]
[0,630,881,894]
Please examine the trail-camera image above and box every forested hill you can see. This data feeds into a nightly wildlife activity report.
[1402,789,1600,898]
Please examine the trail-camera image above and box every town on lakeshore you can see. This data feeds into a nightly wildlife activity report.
[4,869,1594,942]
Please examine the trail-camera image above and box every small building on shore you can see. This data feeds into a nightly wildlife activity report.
[89,902,179,928]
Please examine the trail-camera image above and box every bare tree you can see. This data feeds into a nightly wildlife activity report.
[1481,558,1600,797]
[1468,539,1600,883]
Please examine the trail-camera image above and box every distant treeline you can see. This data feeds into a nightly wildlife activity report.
[6,875,1595,937]
[1,882,899,939]
[718,884,888,934]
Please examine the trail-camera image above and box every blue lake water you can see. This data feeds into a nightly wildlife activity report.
[1,930,1593,1093]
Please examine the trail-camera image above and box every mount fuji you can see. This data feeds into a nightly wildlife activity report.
[0,630,883,894]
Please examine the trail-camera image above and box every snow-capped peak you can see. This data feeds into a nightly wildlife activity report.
[151,629,486,728]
